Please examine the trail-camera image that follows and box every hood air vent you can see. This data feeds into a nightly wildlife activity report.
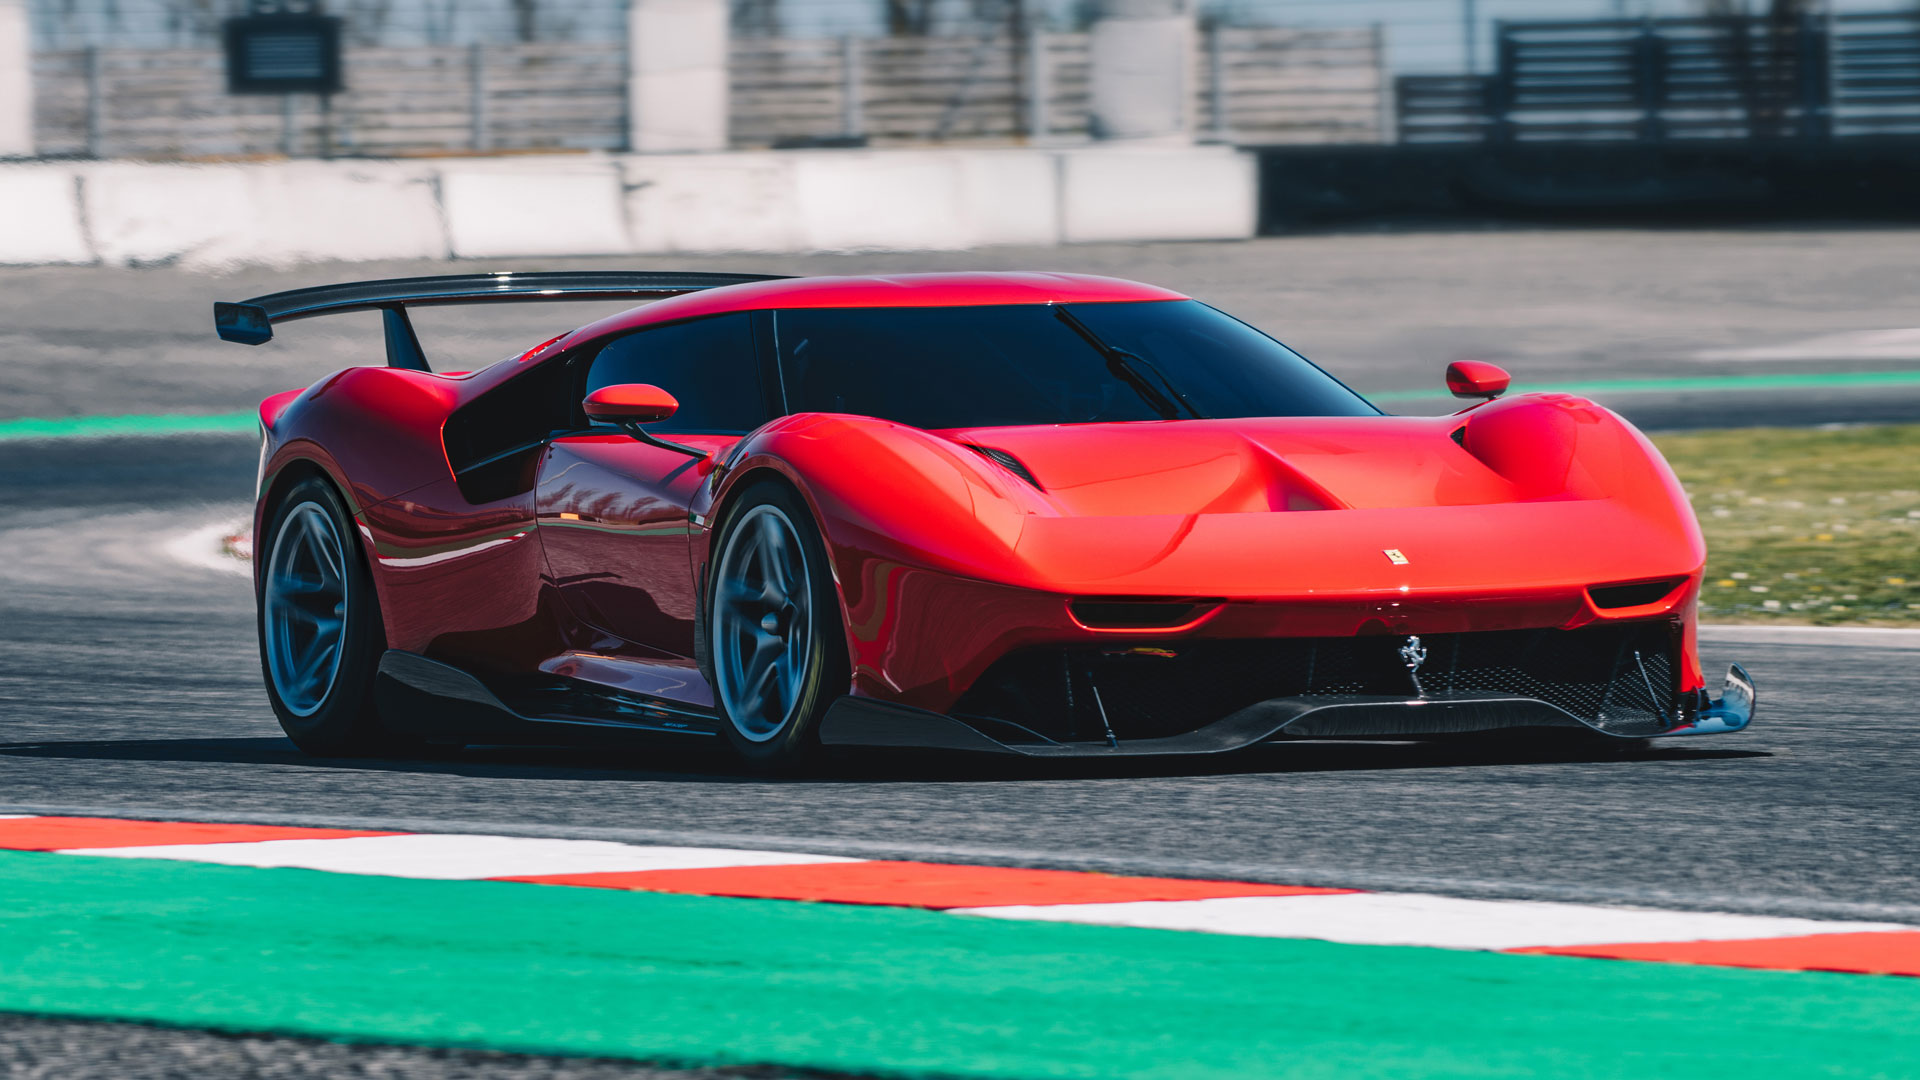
[966,444,1042,490]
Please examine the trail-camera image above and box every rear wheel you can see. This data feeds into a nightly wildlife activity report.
[258,476,400,755]
[706,482,848,769]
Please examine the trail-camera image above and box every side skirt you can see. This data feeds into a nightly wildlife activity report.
[375,651,723,745]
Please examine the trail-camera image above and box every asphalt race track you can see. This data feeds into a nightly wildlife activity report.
[3,432,1918,925]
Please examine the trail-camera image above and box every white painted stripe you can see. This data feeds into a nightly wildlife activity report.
[63,833,860,880]
[953,893,1911,951]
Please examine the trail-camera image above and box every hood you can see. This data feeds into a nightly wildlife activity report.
[730,395,1703,602]
[946,415,1518,516]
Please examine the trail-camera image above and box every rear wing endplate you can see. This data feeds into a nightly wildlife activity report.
[213,270,786,372]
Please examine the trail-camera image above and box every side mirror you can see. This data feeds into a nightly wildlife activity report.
[584,383,679,424]
[1445,360,1510,401]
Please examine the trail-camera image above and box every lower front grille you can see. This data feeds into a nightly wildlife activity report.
[951,622,1680,744]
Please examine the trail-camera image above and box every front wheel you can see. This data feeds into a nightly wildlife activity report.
[706,482,848,768]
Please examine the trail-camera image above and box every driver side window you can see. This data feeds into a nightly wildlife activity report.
[584,313,768,434]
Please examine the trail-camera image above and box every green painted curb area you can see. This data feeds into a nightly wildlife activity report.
[2,851,1916,1079]
[0,411,256,442]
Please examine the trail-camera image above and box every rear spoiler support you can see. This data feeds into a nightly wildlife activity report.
[213,270,787,372]
[383,308,428,372]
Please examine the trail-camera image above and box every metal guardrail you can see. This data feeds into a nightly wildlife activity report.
[1397,11,1920,145]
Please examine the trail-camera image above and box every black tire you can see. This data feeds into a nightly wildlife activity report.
[703,480,849,769]
[256,476,402,756]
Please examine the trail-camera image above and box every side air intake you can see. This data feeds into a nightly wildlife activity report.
[1589,578,1687,610]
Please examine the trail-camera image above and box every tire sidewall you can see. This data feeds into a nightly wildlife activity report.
[705,480,848,767]
[257,476,387,753]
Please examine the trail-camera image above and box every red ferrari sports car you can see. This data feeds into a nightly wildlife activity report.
[215,270,1753,765]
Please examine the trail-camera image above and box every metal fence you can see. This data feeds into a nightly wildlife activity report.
[33,43,627,158]
[31,24,1387,157]
[1397,11,1920,144]
[736,25,1386,147]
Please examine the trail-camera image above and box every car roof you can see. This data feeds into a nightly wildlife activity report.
[561,272,1190,346]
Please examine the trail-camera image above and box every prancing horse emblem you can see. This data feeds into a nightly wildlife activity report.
[1400,635,1428,697]
[1399,635,1427,673]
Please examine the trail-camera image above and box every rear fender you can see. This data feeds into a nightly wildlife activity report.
[257,365,474,646]
[261,366,467,512]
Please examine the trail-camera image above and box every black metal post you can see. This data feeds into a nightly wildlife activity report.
[1463,0,1479,72]
[1634,19,1665,143]
[1797,11,1830,141]
[1487,23,1515,144]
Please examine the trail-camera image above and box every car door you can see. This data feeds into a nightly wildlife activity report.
[535,312,773,661]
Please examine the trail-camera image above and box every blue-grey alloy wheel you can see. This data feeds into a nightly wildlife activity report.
[263,500,350,718]
[713,503,816,743]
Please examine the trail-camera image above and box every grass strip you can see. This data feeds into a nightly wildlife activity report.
[1,851,1917,1079]
[1653,424,1920,625]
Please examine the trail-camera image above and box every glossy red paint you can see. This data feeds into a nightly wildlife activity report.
[583,383,679,423]
[1445,360,1512,399]
[562,272,1186,348]
[254,271,1710,733]
[257,389,304,432]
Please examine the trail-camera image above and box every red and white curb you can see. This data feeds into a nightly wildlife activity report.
[4,815,1917,977]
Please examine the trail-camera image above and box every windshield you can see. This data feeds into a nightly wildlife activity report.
[774,301,1375,429]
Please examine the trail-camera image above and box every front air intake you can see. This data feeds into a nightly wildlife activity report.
[1589,578,1686,609]
[1068,599,1218,630]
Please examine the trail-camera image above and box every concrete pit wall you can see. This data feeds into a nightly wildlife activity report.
[0,146,1256,269]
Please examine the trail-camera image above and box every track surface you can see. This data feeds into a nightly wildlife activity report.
[0,1013,824,1080]
[2,434,1916,922]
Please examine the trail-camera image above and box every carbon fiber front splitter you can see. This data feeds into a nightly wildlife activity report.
[817,664,1757,758]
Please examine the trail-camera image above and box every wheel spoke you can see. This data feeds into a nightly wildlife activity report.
[739,652,781,720]
[276,574,333,597]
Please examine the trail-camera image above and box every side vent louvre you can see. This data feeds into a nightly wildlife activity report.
[1589,578,1686,610]
[966,445,1042,490]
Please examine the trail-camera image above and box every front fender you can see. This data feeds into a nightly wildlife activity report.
[697,413,1049,588]
[693,414,1064,702]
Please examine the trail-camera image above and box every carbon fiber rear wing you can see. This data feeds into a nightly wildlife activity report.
[213,271,786,372]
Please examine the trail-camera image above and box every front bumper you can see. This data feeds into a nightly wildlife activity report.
[818,623,1756,759]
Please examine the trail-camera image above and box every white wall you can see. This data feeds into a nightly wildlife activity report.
[0,146,1259,267]
[629,0,730,153]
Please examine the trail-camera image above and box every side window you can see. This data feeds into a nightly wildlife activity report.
[584,313,767,434]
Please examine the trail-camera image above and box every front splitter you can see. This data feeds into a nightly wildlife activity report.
[817,665,1756,758]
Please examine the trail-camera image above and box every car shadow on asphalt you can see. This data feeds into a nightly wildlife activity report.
[0,735,1770,784]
